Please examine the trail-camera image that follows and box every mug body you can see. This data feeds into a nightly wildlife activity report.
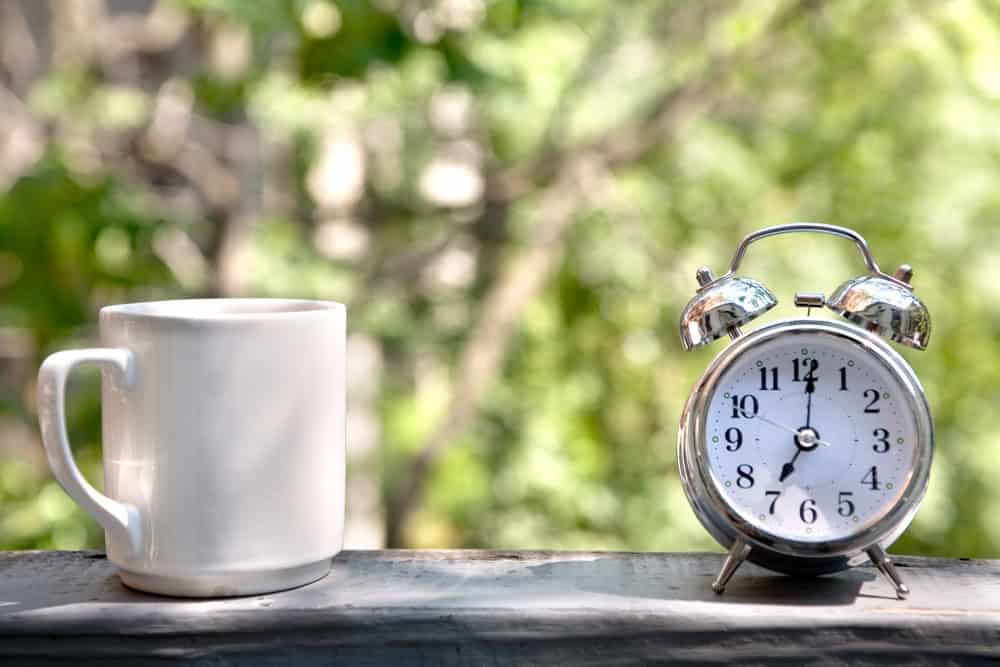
[98,299,345,596]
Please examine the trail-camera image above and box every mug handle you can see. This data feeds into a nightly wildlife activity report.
[37,348,142,555]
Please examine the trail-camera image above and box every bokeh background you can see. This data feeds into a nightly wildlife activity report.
[0,0,996,556]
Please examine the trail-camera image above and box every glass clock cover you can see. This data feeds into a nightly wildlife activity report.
[701,331,919,544]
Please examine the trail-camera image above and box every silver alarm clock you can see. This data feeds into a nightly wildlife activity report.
[677,223,933,599]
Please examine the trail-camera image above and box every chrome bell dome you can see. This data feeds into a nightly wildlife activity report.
[678,223,931,352]
[826,266,931,351]
[679,268,777,350]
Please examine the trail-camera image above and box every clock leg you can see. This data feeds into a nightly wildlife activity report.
[712,538,751,594]
[867,544,910,600]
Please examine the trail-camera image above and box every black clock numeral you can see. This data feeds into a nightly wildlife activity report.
[730,394,759,419]
[861,465,881,491]
[736,464,755,489]
[759,367,780,391]
[799,498,818,524]
[793,358,819,382]
[873,428,891,453]
[724,427,743,452]
[837,491,855,517]
[863,389,881,413]
[838,366,849,391]
[765,490,781,514]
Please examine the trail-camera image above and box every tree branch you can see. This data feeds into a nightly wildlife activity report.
[385,0,816,547]
[384,73,720,548]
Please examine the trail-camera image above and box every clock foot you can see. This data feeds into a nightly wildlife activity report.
[712,538,751,594]
[867,545,910,600]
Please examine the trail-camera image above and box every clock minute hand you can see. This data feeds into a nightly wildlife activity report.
[803,372,831,446]
[805,372,816,427]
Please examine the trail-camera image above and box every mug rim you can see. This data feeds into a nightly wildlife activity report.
[101,298,345,321]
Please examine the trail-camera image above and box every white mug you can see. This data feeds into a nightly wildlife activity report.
[37,299,346,597]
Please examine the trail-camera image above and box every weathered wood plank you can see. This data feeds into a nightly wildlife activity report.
[0,550,998,665]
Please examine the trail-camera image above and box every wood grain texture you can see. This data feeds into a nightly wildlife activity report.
[0,550,998,665]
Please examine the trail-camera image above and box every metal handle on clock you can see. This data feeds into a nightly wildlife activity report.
[725,222,885,278]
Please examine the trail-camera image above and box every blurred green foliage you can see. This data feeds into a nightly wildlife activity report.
[2,0,1000,557]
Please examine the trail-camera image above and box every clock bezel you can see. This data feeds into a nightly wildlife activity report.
[678,318,933,568]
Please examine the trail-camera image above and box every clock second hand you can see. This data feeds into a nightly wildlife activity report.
[754,413,799,436]
[754,412,832,447]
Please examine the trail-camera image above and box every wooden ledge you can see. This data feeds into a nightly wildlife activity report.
[1,550,998,664]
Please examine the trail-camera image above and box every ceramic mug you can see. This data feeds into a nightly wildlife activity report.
[37,299,345,597]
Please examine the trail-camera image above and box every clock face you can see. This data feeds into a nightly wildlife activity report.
[700,330,921,544]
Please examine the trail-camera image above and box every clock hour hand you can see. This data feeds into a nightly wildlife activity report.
[779,450,801,482]
[778,425,823,482]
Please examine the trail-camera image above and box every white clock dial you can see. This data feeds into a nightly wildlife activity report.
[701,332,919,543]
